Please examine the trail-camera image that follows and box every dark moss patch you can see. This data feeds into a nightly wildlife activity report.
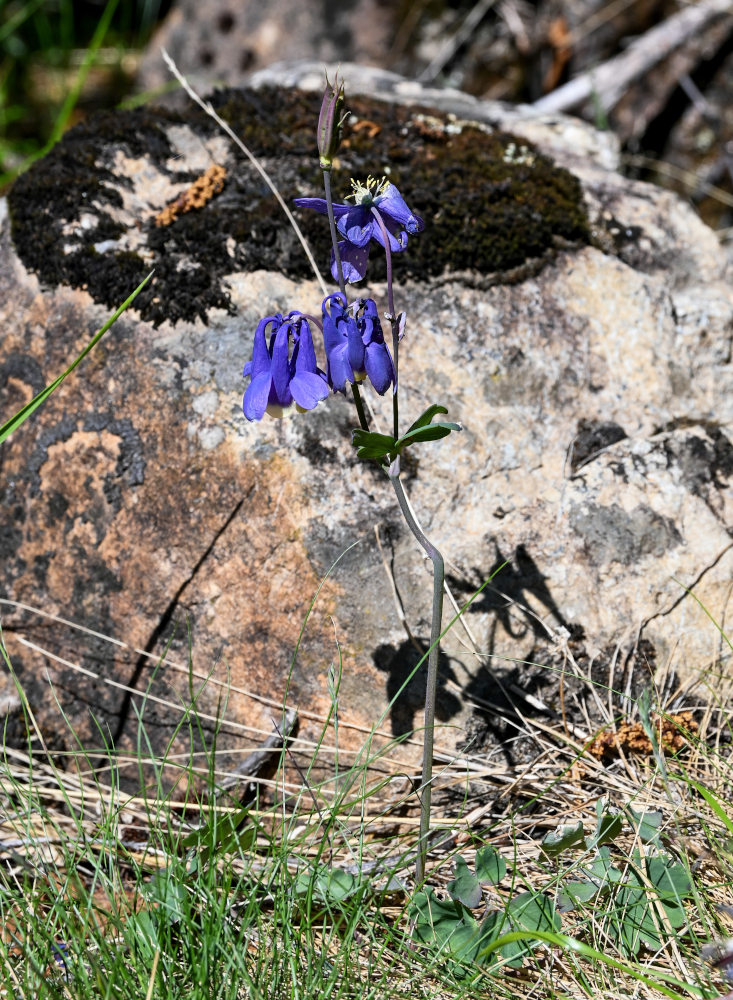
[569,418,627,472]
[8,87,589,326]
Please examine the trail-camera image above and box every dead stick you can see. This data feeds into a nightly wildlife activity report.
[533,0,733,115]
[217,707,298,793]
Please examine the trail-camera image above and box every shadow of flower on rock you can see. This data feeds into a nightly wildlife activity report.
[372,638,462,740]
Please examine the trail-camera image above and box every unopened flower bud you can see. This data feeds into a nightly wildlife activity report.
[317,71,346,171]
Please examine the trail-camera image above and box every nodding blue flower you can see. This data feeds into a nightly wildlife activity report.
[243,312,330,421]
[322,294,395,394]
[294,176,424,282]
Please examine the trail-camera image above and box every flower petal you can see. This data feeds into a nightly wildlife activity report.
[290,371,330,410]
[327,345,354,392]
[331,241,370,283]
[246,315,277,378]
[293,197,350,218]
[243,371,272,421]
[369,210,408,252]
[292,316,318,374]
[338,206,373,247]
[269,322,294,409]
[364,342,395,395]
[376,184,424,234]
[346,314,366,374]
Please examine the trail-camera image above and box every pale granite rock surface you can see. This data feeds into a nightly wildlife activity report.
[0,64,730,786]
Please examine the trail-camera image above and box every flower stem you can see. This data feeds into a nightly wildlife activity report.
[371,208,399,439]
[322,171,370,432]
[389,316,400,442]
[388,472,444,885]
[322,170,346,297]
[351,382,369,432]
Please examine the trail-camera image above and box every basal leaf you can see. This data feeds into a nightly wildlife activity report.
[448,857,483,909]
[587,799,624,848]
[475,845,507,885]
[490,891,561,967]
[557,880,601,912]
[627,807,663,846]
[647,855,692,900]
[541,821,585,857]
[409,887,481,963]
[316,868,359,902]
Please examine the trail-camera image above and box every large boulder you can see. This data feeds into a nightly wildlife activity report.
[1,62,731,787]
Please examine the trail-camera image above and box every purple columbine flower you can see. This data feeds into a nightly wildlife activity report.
[294,176,424,282]
[243,312,330,421]
[322,294,395,394]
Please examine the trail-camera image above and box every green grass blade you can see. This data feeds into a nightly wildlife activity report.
[681,777,733,836]
[0,270,153,445]
[48,0,120,148]
[480,929,707,999]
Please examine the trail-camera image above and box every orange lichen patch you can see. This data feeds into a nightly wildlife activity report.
[154,164,226,227]
[348,119,380,139]
[587,712,697,761]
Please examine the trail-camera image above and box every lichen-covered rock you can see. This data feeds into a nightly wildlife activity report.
[1,63,731,787]
[6,80,589,327]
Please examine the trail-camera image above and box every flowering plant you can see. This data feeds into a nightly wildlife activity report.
[241,73,460,882]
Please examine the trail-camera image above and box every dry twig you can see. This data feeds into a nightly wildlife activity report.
[533,0,733,115]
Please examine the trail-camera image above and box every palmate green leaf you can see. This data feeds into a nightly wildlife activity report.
[480,891,561,968]
[596,882,646,957]
[351,403,460,461]
[316,868,359,902]
[647,854,692,901]
[475,844,507,885]
[351,428,396,460]
[0,270,153,446]
[294,865,361,905]
[587,798,624,847]
[404,403,449,434]
[557,848,624,912]
[584,850,624,887]
[448,856,483,908]
[409,887,482,967]
[394,421,462,451]
[647,854,693,933]
[540,820,585,857]
[628,807,664,846]
[557,879,602,912]
[597,852,694,957]
[181,803,262,871]
[141,868,186,924]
